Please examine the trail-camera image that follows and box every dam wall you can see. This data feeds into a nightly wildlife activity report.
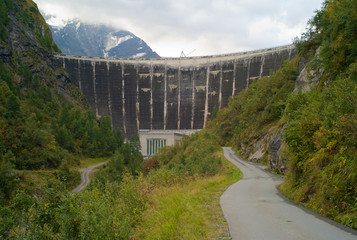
[55,45,297,138]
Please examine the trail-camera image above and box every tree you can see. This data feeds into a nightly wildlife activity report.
[0,152,17,204]
[5,94,20,119]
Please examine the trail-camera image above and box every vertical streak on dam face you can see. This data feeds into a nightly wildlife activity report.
[94,61,110,118]
[166,68,178,130]
[91,61,99,117]
[222,62,234,108]
[177,65,181,130]
[180,68,193,129]
[232,62,237,96]
[123,64,138,138]
[63,58,79,88]
[78,59,82,90]
[259,54,265,79]
[80,60,96,113]
[109,62,124,134]
[249,55,263,85]
[136,65,140,134]
[194,67,207,129]
[191,69,196,129]
[150,64,153,130]
[208,63,221,118]
[218,63,223,110]
[261,52,274,76]
[106,62,113,127]
[236,58,248,93]
[121,63,127,137]
[152,65,165,129]
[203,65,210,128]
[138,64,151,130]
[163,64,168,130]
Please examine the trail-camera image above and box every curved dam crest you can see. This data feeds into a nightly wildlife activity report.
[55,45,297,138]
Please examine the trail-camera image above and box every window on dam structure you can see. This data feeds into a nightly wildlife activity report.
[147,138,166,156]
[139,129,201,158]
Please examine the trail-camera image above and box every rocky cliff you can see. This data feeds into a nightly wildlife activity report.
[0,0,84,105]
[238,55,322,174]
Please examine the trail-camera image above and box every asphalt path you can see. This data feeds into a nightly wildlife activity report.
[220,147,357,240]
[72,161,108,193]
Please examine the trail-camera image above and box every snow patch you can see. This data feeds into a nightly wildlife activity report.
[103,50,108,58]
[76,22,81,31]
[131,52,146,58]
[105,33,133,51]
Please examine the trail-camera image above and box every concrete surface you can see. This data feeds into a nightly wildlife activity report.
[220,147,357,240]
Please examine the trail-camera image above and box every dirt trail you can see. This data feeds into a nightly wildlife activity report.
[72,161,108,193]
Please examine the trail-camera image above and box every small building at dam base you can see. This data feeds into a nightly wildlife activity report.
[139,129,201,158]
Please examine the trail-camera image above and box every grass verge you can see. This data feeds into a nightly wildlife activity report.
[77,157,108,168]
[135,150,242,239]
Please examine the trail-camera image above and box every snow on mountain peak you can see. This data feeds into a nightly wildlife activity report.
[131,52,146,58]
[76,22,81,31]
[105,33,133,51]
[49,20,160,58]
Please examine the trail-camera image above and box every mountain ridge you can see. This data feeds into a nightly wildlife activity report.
[49,19,160,59]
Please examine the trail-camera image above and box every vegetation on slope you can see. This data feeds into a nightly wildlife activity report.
[281,67,356,228]
[0,0,59,52]
[208,0,357,229]
[280,0,357,228]
[0,0,123,205]
[210,57,299,155]
[294,0,356,85]
[0,59,124,199]
[1,130,241,239]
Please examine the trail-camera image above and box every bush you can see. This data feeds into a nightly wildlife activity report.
[151,130,222,179]
[282,73,357,228]
[210,58,299,148]
[0,175,147,239]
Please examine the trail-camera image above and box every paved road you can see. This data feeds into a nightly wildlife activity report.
[72,161,108,193]
[220,147,357,240]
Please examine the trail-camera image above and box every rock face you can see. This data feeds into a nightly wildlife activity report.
[0,1,85,106]
[293,48,323,93]
[239,125,287,174]
[293,66,323,93]
[49,20,160,59]
[268,127,287,174]
[240,127,272,163]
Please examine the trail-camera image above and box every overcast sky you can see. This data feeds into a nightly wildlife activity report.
[33,0,324,57]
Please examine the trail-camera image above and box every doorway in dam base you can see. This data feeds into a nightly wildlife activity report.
[139,129,201,158]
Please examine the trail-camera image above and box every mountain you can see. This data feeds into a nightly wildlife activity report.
[49,20,160,58]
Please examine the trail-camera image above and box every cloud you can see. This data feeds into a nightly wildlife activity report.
[34,0,324,57]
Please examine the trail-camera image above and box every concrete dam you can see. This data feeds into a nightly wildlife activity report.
[55,45,297,138]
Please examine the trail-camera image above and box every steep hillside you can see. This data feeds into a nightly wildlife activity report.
[0,0,125,204]
[209,0,356,229]
[49,19,160,58]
